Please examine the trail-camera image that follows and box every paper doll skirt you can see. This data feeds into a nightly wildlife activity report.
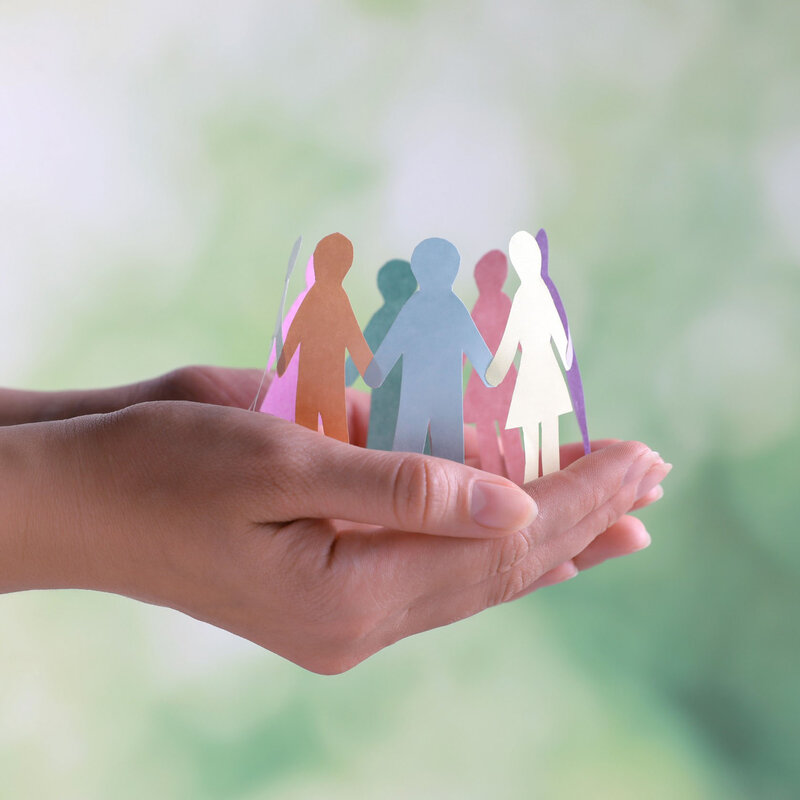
[505,380,572,429]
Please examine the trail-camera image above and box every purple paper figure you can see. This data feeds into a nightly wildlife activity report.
[537,229,590,455]
[259,255,314,421]
[463,250,525,484]
[365,237,492,463]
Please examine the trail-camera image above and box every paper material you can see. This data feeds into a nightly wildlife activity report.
[463,250,524,484]
[537,228,590,455]
[250,236,302,412]
[260,255,315,421]
[278,233,372,442]
[486,231,572,482]
[346,259,417,450]
[366,238,492,463]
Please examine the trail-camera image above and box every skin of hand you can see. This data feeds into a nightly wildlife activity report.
[0,366,671,674]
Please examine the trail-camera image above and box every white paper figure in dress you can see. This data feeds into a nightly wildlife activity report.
[485,230,574,482]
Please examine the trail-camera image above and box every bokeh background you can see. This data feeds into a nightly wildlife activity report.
[2,1,798,797]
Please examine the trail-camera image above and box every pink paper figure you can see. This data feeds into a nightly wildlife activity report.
[259,255,315,421]
[463,250,525,484]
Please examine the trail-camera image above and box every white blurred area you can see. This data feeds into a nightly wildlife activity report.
[0,0,731,381]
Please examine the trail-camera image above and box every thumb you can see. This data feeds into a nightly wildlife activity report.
[264,421,538,537]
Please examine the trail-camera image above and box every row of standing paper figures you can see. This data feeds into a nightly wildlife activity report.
[257,230,589,485]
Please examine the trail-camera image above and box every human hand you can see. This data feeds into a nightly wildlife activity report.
[2,399,669,674]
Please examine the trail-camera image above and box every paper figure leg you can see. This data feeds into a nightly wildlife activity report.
[429,414,465,463]
[522,426,540,484]
[393,407,430,454]
[295,400,318,432]
[541,416,561,476]
[476,422,504,477]
[319,392,349,443]
[501,428,525,485]
[366,383,398,451]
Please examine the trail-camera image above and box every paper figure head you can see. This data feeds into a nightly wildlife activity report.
[314,233,353,285]
[377,259,417,305]
[508,230,542,283]
[474,249,508,293]
[410,237,460,290]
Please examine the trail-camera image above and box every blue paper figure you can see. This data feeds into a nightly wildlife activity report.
[365,238,492,463]
[345,259,417,451]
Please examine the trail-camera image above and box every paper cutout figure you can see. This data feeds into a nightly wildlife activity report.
[537,228,590,455]
[250,236,302,412]
[463,250,525,484]
[345,259,417,450]
[486,231,572,482]
[365,238,492,463]
[260,255,315,421]
[277,233,372,442]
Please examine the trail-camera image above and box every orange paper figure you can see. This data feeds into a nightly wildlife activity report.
[463,250,524,484]
[486,231,573,482]
[277,233,372,442]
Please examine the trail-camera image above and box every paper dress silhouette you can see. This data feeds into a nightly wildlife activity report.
[537,228,590,455]
[463,250,525,484]
[486,231,573,482]
[345,259,417,450]
[365,237,492,463]
[260,255,314,421]
[277,233,372,442]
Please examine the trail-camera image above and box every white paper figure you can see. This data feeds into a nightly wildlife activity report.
[485,231,572,482]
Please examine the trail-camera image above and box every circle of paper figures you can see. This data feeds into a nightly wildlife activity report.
[258,230,589,484]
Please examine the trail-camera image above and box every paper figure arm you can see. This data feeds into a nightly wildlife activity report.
[346,314,380,386]
[345,308,373,379]
[364,310,406,388]
[277,304,305,376]
[461,307,493,388]
[548,300,571,367]
[485,299,521,387]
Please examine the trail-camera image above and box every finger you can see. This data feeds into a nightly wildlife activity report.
[366,442,667,636]
[498,514,651,602]
[345,389,372,449]
[257,415,538,537]
[631,483,663,511]
[558,438,620,470]
[571,514,651,570]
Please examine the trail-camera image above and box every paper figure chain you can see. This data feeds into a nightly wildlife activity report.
[258,230,589,484]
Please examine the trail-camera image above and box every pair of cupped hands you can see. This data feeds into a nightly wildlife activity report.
[1,366,670,674]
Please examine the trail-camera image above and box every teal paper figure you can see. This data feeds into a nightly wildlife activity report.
[345,259,417,450]
[365,238,492,463]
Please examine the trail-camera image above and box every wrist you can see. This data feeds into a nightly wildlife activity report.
[0,385,144,426]
[0,418,109,594]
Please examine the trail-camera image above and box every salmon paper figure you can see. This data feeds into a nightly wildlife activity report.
[277,233,372,442]
[463,250,525,484]
[485,231,573,482]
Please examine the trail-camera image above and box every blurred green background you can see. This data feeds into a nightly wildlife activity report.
[1,1,798,797]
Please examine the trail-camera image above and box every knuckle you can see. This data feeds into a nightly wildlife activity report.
[491,567,527,606]
[492,531,530,575]
[392,456,451,530]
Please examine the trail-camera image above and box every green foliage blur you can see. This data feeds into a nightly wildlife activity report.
[1,1,798,797]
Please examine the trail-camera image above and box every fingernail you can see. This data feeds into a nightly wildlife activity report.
[635,462,673,501]
[471,481,538,531]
